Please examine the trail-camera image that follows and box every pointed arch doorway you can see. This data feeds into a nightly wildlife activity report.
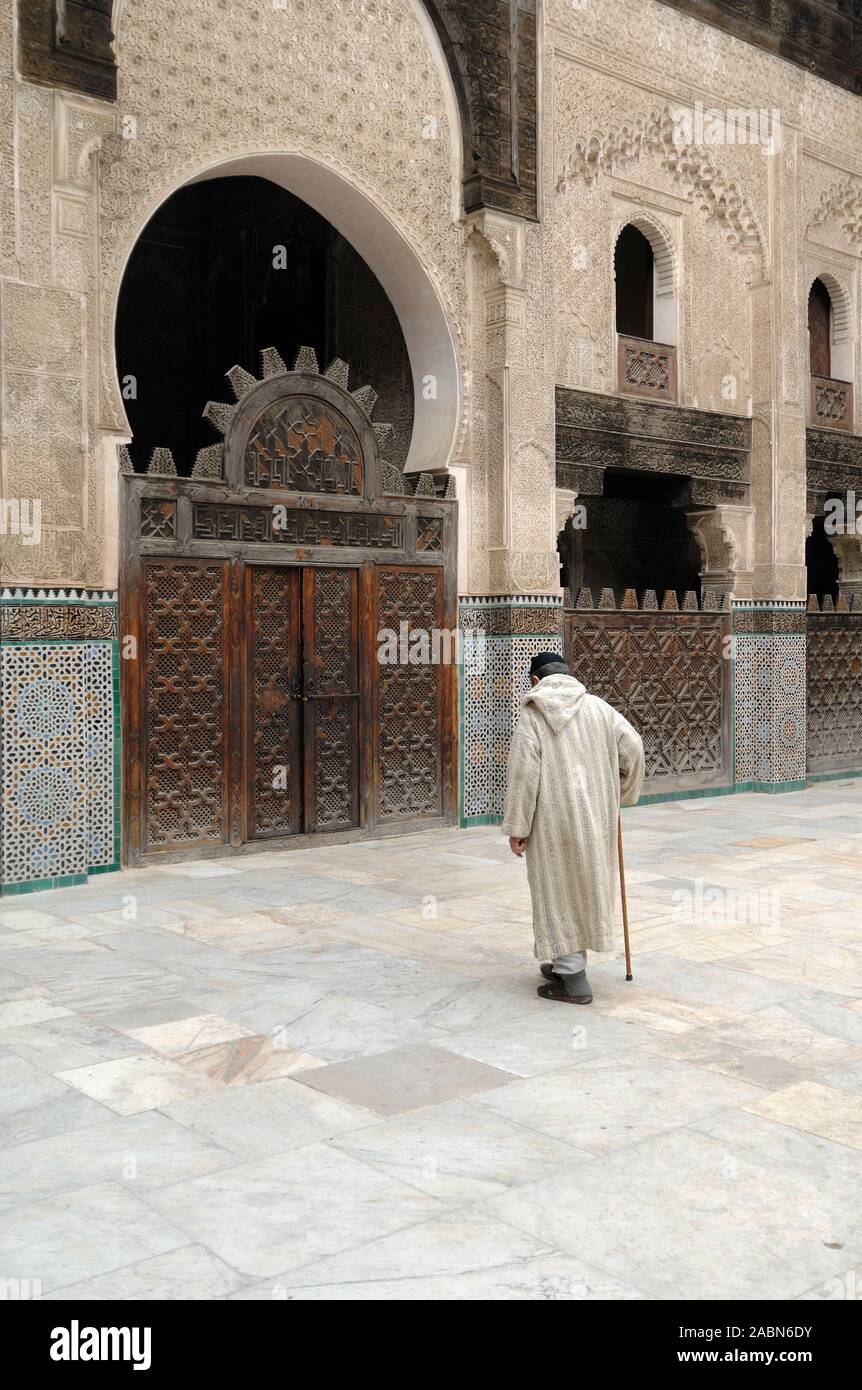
[117,171,458,866]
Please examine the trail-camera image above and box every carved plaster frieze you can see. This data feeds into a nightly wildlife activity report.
[556,105,768,279]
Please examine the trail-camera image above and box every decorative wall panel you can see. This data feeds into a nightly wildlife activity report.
[806,613,862,773]
[0,593,119,892]
[244,397,363,494]
[376,567,443,821]
[733,604,807,787]
[459,596,564,822]
[565,611,729,790]
[191,505,404,551]
[143,561,228,850]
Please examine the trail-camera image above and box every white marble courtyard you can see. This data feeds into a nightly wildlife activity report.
[1,783,861,1301]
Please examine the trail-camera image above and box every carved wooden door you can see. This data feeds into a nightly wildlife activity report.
[245,565,302,839]
[301,567,360,833]
[123,359,456,865]
[141,558,231,854]
[373,565,445,823]
[245,564,360,839]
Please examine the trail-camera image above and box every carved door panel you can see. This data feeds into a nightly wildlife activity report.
[245,566,303,839]
[373,565,444,823]
[301,568,361,833]
[142,559,230,853]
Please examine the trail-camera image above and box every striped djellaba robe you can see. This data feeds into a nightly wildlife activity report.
[502,674,645,959]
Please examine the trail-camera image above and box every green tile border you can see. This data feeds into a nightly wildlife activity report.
[805,768,862,784]
[2,873,88,895]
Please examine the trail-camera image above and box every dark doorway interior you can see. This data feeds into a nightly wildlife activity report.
[615,225,654,340]
[806,514,839,601]
[807,278,832,378]
[559,469,702,600]
[116,176,414,475]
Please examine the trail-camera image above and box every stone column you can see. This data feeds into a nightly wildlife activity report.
[728,113,807,792]
[459,211,561,822]
[0,87,120,894]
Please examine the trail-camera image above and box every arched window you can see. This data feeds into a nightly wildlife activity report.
[615,225,654,340]
[808,278,832,379]
[807,274,853,430]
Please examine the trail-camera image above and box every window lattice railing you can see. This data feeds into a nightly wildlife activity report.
[617,335,678,403]
[810,375,854,433]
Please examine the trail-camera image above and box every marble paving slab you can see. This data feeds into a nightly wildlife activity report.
[297,1044,517,1117]
[144,1142,445,1278]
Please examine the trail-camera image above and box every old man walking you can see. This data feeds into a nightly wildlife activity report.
[502,652,645,1004]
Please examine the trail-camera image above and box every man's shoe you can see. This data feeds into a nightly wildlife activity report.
[540,963,559,981]
[537,970,592,1005]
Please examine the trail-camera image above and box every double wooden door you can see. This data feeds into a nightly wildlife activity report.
[129,558,449,861]
[247,565,359,838]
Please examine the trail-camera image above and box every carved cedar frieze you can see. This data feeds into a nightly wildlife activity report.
[556,387,751,501]
[806,426,862,511]
[655,1,862,98]
[18,1,117,101]
[191,504,406,551]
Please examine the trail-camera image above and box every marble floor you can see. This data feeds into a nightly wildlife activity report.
[1,782,861,1301]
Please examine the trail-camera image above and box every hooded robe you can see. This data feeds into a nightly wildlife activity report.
[501,674,645,958]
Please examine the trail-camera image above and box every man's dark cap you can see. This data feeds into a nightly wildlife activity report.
[529,651,570,679]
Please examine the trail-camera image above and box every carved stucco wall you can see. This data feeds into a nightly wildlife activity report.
[4,0,862,600]
[545,0,862,600]
[0,0,489,588]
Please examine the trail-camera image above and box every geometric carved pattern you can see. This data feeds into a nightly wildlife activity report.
[619,337,676,402]
[376,567,441,819]
[806,615,862,773]
[141,499,177,538]
[416,516,443,552]
[248,567,299,839]
[566,613,726,785]
[144,561,227,849]
[244,396,363,494]
[811,377,853,433]
[308,568,359,832]
[192,505,405,551]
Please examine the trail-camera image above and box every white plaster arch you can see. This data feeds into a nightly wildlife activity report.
[107,150,461,475]
[612,213,679,345]
[805,268,854,382]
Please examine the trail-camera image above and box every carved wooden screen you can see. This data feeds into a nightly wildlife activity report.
[142,560,230,852]
[806,614,862,773]
[374,565,445,821]
[565,610,730,791]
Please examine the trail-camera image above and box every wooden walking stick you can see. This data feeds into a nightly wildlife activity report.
[617,814,633,981]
